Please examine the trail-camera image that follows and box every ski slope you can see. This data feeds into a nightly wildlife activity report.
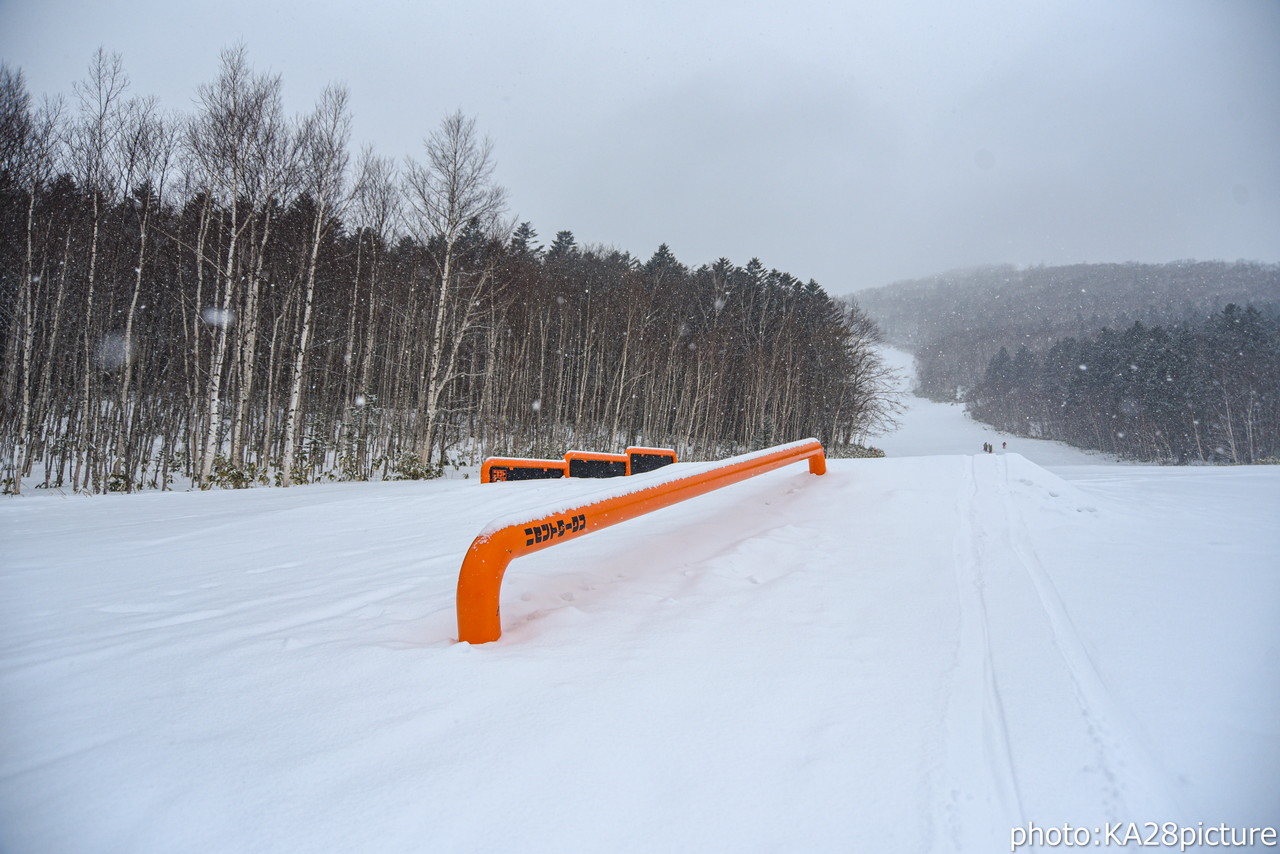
[872,346,1122,466]
[2,354,1278,852]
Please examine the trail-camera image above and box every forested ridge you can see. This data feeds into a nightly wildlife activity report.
[969,306,1280,462]
[0,51,897,495]
[853,263,1280,463]
[855,260,1278,401]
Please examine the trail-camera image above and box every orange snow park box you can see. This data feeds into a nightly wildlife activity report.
[625,446,677,475]
[564,450,629,479]
[481,458,568,483]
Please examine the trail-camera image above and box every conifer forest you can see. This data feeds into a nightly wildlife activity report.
[967,306,1280,463]
[0,51,898,494]
[859,263,1280,464]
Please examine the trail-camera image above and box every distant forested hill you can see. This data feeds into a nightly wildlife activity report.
[852,261,1280,401]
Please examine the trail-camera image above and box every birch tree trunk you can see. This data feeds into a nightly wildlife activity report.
[404,111,508,468]
[3,82,62,494]
[187,46,285,486]
[69,49,129,491]
[280,84,349,486]
[112,97,174,491]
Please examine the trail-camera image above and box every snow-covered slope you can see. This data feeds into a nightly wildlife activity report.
[873,346,1120,466]
[2,361,1277,853]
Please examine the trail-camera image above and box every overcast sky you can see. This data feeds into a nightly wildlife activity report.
[2,0,1277,292]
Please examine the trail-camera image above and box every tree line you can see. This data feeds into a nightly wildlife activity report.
[968,305,1279,463]
[854,261,1280,402]
[0,50,897,494]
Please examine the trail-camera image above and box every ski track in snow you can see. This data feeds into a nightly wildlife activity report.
[935,455,1025,849]
[927,452,1217,851]
[994,463,1182,820]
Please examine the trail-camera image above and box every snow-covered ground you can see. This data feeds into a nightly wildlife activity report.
[2,351,1277,853]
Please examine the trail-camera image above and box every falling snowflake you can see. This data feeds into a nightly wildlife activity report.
[96,334,130,370]
[201,307,236,328]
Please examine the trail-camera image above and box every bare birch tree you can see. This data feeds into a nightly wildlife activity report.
[68,48,129,491]
[279,84,350,486]
[227,81,293,473]
[1,67,64,494]
[403,111,508,466]
[186,46,285,485]
[109,96,176,490]
[341,147,401,476]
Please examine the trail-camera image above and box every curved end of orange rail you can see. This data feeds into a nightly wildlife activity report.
[809,452,826,476]
[455,531,516,644]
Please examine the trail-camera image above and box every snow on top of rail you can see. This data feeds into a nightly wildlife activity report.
[476,439,821,538]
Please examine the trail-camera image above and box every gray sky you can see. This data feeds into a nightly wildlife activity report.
[2,0,1277,291]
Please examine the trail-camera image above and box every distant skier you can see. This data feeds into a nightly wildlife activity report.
[1002,441,1007,451]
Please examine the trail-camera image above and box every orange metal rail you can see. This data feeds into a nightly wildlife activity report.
[456,438,826,643]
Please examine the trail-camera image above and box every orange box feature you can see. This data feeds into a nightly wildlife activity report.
[481,457,568,483]
[564,450,628,479]
[625,446,677,475]
[456,439,827,643]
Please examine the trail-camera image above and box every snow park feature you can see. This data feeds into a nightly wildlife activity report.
[480,457,568,483]
[2,354,1277,853]
[625,446,678,475]
[458,439,826,643]
[564,449,631,478]
[479,447,675,483]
